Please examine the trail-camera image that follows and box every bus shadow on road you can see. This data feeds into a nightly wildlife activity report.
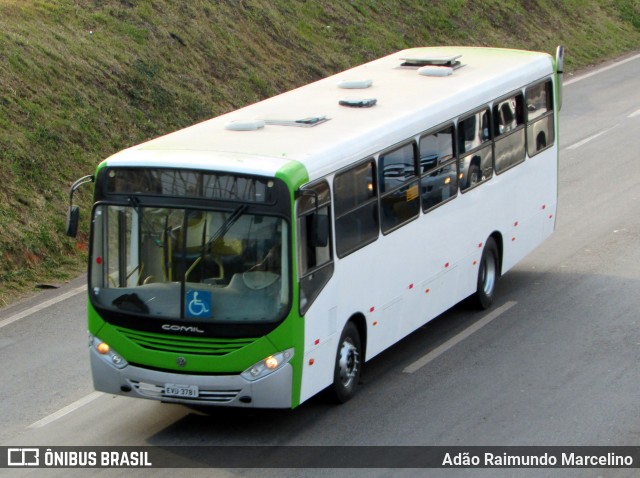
[146,269,640,449]
[144,270,547,445]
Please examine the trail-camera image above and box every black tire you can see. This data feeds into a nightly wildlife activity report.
[474,237,499,309]
[331,322,362,403]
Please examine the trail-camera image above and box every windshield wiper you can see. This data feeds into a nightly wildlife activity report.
[208,204,248,246]
[112,293,149,314]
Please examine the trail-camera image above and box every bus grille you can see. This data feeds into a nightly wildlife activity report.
[129,380,241,403]
[113,326,256,356]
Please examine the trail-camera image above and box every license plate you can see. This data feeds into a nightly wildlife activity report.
[164,383,199,398]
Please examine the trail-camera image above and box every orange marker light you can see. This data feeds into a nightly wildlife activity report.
[265,356,279,370]
[96,342,110,355]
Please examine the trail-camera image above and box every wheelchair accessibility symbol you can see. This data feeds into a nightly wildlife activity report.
[185,290,212,319]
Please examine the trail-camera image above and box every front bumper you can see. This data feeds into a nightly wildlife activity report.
[90,348,293,408]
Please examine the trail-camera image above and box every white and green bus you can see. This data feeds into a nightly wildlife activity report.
[67,45,563,408]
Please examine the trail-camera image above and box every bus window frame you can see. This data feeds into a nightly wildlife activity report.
[525,78,555,158]
[333,158,380,258]
[418,122,458,213]
[377,140,421,235]
[297,179,335,315]
[458,105,494,193]
[492,89,527,175]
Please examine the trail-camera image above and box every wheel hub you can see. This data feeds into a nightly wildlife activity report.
[338,340,359,387]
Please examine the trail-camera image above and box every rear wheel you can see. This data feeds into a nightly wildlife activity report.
[474,237,499,309]
[331,322,362,403]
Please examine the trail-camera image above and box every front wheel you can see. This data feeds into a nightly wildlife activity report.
[474,237,499,309]
[331,322,362,403]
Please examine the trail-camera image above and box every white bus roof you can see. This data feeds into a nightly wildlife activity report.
[104,47,554,183]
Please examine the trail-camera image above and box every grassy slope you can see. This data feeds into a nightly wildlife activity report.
[0,0,639,305]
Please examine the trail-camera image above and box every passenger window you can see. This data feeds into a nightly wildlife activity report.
[493,94,526,173]
[298,181,332,274]
[526,80,555,156]
[458,108,491,154]
[297,180,334,314]
[459,108,493,191]
[334,160,379,257]
[526,81,552,121]
[419,125,457,211]
[379,143,420,233]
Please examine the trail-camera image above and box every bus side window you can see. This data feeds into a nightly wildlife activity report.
[526,80,555,156]
[493,93,526,173]
[459,108,493,191]
[297,180,334,314]
[419,125,457,211]
[378,142,420,234]
[334,160,379,257]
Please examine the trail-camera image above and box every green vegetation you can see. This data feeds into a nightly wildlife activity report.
[1,0,639,306]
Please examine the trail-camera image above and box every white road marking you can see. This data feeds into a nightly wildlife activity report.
[0,285,87,329]
[628,109,640,119]
[27,391,103,429]
[403,301,517,374]
[565,128,611,150]
[564,52,640,86]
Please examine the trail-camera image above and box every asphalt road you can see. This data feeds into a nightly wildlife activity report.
[1,51,639,478]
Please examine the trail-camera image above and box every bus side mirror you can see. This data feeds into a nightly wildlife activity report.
[65,174,95,238]
[555,45,564,111]
[311,214,329,248]
[66,205,80,238]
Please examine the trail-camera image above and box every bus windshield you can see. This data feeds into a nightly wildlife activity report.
[90,204,289,323]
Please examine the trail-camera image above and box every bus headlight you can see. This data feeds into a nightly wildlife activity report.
[90,335,128,369]
[241,348,294,382]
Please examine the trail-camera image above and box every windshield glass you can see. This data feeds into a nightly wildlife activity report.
[90,204,289,323]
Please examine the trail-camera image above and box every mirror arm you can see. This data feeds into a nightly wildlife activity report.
[295,188,320,214]
[68,174,95,209]
[66,174,95,238]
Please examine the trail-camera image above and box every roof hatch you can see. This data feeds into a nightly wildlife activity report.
[337,79,373,89]
[339,97,377,108]
[225,116,329,131]
[399,53,463,68]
